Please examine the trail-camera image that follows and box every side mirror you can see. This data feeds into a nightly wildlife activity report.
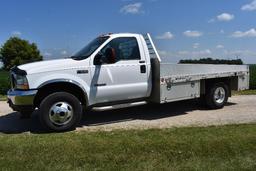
[94,53,103,65]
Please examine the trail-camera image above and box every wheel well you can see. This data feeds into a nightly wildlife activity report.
[200,77,237,97]
[34,82,88,108]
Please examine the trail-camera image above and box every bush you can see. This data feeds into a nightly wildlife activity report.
[250,65,256,89]
[0,81,9,95]
[0,70,10,95]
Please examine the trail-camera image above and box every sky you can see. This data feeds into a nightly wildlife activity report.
[1,0,256,64]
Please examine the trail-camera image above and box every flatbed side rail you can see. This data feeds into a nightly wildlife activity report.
[161,71,248,84]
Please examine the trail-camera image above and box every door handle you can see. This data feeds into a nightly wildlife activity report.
[140,65,146,73]
[94,83,107,87]
[139,60,145,63]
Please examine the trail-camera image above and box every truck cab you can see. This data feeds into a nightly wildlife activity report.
[8,33,154,131]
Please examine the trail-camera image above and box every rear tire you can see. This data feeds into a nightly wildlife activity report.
[39,92,83,132]
[206,83,229,109]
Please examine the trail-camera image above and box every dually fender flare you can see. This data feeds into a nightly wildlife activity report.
[37,79,89,106]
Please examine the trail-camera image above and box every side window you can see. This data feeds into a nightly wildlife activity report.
[118,37,140,60]
[101,37,141,61]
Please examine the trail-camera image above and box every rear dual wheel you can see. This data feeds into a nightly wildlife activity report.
[205,83,229,109]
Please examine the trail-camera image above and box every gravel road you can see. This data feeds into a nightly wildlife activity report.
[0,95,256,133]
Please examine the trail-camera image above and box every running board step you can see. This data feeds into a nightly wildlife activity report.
[92,101,148,111]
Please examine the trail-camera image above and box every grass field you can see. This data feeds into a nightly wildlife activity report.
[232,89,256,95]
[0,124,256,170]
[0,94,6,101]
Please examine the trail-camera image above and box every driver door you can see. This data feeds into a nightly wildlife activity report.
[89,36,149,104]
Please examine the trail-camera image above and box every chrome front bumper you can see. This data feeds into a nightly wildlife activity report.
[7,89,38,106]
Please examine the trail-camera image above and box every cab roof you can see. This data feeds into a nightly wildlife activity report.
[99,33,141,38]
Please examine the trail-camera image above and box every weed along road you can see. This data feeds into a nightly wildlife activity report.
[0,95,256,133]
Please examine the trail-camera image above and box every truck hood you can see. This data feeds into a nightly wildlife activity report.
[18,58,89,74]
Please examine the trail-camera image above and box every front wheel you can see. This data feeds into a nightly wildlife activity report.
[39,92,83,132]
[206,83,229,109]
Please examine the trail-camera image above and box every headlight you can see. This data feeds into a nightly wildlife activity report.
[15,75,29,90]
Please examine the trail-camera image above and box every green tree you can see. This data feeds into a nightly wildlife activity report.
[0,37,42,70]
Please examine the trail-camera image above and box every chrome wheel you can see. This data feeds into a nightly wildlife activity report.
[49,102,73,126]
[214,87,226,104]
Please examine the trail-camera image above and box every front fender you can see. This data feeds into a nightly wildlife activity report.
[26,71,92,105]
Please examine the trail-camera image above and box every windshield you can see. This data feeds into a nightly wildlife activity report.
[71,36,109,60]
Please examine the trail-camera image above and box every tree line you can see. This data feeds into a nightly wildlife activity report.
[179,58,243,65]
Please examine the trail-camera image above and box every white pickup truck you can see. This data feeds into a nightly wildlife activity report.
[7,33,249,131]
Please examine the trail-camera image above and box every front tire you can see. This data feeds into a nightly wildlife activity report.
[39,92,83,132]
[206,83,229,109]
